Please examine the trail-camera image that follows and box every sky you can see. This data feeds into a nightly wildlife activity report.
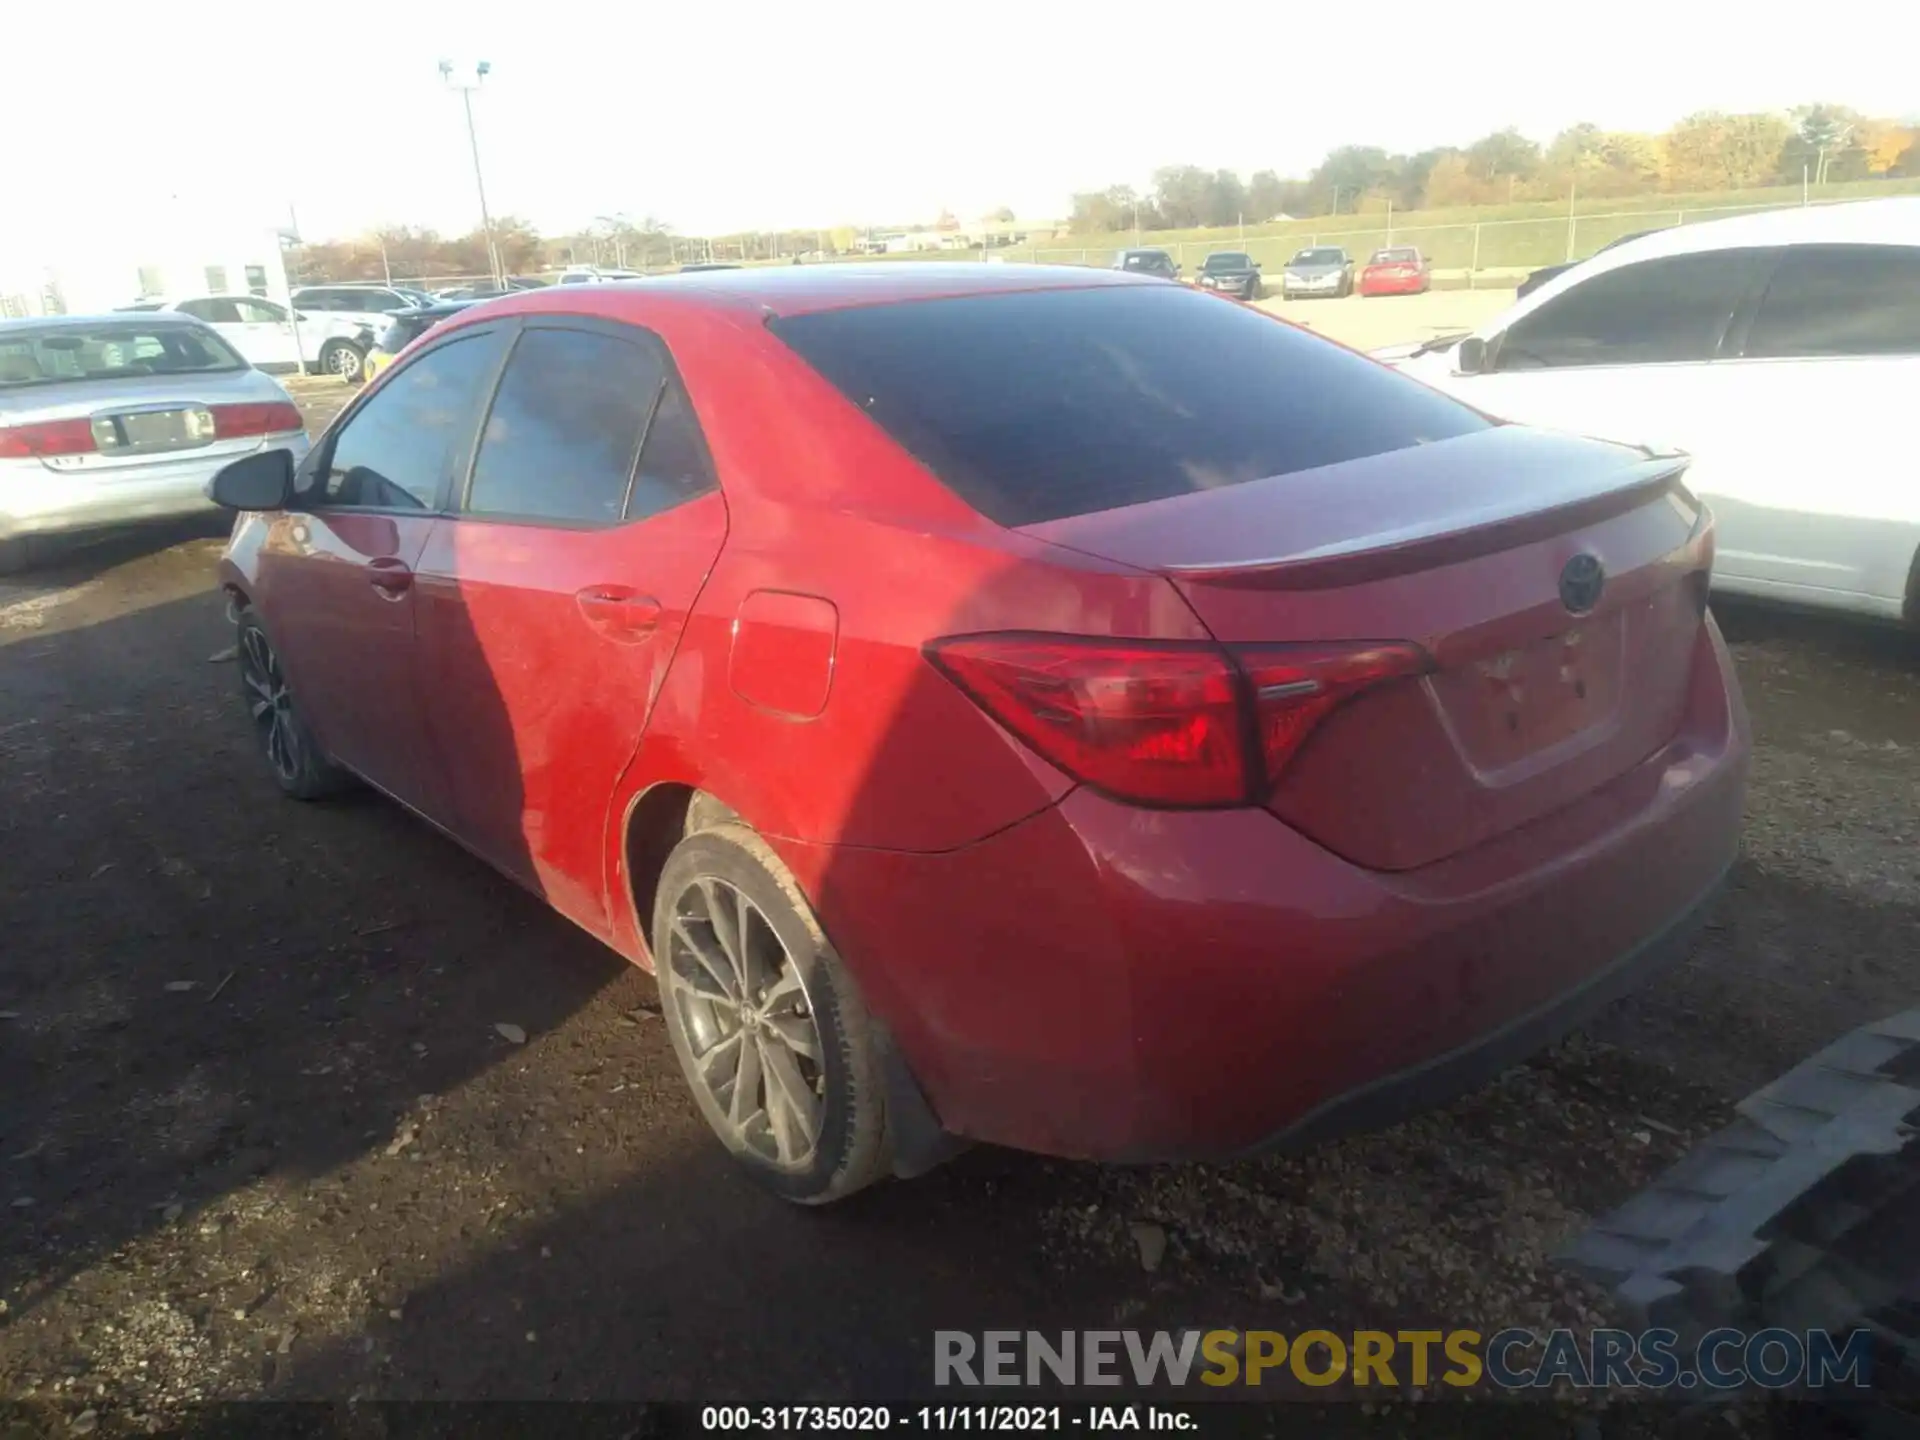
[11,1,1919,244]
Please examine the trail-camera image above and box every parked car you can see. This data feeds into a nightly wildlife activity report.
[1516,229,1660,300]
[0,314,307,573]
[432,278,547,301]
[1383,198,1920,626]
[360,301,477,383]
[206,264,1747,1203]
[1196,251,1263,299]
[1111,248,1180,280]
[554,267,644,286]
[1281,247,1355,298]
[291,285,438,341]
[1357,246,1432,297]
[120,295,369,380]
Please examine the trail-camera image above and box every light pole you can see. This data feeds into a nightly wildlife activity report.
[439,59,501,287]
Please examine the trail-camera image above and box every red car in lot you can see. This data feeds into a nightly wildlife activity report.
[208,265,1748,1203]
[1359,246,1433,296]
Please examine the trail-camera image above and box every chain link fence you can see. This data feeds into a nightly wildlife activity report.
[1003,195,1906,282]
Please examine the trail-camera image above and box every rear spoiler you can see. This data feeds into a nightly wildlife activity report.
[1163,450,1695,593]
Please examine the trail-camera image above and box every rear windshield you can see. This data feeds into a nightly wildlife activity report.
[771,286,1486,527]
[0,323,246,388]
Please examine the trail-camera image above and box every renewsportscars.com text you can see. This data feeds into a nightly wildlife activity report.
[934,1328,1876,1391]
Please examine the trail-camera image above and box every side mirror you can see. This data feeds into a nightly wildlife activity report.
[206,448,295,511]
[1253,261,1262,269]
[294,311,310,321]
[1455,336,1489,375]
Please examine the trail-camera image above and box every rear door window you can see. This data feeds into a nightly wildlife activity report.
[1494,249,1773,370]
[464,326,666,524]
[772,284,1485,527]
[1742,244,1920,359]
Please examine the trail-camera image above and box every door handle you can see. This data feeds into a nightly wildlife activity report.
[575,585,662,641]
[367,557,413,597]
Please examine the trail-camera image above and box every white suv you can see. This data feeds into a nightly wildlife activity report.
[121,296,371,380]
[291,285,437,340]
[1386,198,1920,626]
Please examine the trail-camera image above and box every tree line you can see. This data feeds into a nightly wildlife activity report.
[1068,105,1920,232]
[291,103,1917,280]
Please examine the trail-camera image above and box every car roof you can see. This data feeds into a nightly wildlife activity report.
[0,311,211,334]
[467,261,1165,321]
[1595,197,1920,266]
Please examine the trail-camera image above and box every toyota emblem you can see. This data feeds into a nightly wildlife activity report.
[1559,553,1605,614]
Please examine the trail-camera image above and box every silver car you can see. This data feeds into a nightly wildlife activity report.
[0,314,310,573]
[1280,246,1355,299]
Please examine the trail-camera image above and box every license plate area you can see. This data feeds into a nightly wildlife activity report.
[92,407,216,455]
[1431,611,1625,768]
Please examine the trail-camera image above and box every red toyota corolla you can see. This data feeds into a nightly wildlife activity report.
[1358,247,1432,296]
[207,265,1747,1203]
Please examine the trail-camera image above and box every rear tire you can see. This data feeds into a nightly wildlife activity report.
[319,340,363,383]
[236,611,352,800]
[653,823,893,1205]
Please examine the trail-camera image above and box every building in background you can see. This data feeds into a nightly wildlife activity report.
[0,193,293,318]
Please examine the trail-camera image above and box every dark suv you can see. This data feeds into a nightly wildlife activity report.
[1112,248,1180,280]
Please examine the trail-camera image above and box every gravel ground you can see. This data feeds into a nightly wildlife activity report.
[0,374,1915,1421]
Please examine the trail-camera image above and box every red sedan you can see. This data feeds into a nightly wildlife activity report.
[207,265,1747,1203]
[1359,246,1433,296]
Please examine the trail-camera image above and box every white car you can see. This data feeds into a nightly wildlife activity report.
[554,266,644,285]
[120,296,370,380]
[1383,198,1920,626]
[291,284,437,340]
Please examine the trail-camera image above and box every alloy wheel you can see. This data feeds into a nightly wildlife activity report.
[663,875,825,1168]
[239,625,301,783]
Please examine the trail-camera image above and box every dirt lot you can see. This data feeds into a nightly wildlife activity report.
[1,352,1917,1416]
[1255,287,1515,352]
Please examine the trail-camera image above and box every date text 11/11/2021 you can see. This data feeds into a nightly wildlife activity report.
[701,1406,1196,1431]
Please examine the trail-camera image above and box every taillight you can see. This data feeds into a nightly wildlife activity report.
[926,633,1430,809]
[0,417,98,459]
[211,402,304,439]
[1235,643,1431,781]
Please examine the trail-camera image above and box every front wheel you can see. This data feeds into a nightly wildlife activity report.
[654,824,894,1204]
[236,611,352,800]
[318,340,363,382]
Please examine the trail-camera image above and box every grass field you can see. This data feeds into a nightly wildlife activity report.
[833,176,1920,277]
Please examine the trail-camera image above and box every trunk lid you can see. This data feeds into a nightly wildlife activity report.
[1,371,288,474]
[1023,425,1711,871]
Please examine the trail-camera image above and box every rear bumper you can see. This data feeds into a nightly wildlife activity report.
[1246,861,1727,1155]
[1358,275,1427,295]
[778,615,1749,1162]
[0,435,308,542]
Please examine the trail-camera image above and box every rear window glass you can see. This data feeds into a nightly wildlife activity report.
[0,324,246,387]
[771,286,1487,526]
